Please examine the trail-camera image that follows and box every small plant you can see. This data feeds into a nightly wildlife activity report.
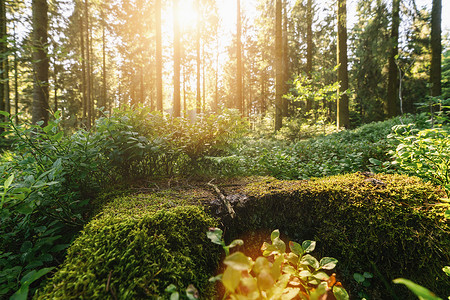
[353,272,373,299]
[164,283,199,300]
[207,228,349,300]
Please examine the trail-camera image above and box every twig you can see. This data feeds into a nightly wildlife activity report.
[207,180,236,218]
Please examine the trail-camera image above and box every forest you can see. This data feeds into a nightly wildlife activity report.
[0,0,449,299]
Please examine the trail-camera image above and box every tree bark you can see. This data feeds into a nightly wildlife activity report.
[282,0,289,117]
[305,0,313,112]
[196,0,201,114]
[84,0,92,127]
[173,0,181,117]
[337,0,349,128]
[385,0,400,117]
[275,0,283,131]
[13,19,18,124]
[101,2,107,110]
[156,0,163,112]
[0,0,6,122]
[430,0,441,97]
[236,0,243,114]
[31,0,49,126]
[80,12,87,124]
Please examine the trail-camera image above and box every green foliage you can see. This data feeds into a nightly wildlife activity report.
[36,206,220,299]
[234,116,416,179]
[226,174,450,299]
[393,279,443,300]
[209,228,349,300]
[389,124,450,192]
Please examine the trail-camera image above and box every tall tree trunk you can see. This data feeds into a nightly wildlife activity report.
[173,0,181,117]
[101,2,107,110]
[202,42,206,111]
[84,0,92,128]
[236,0,243,114]
[282,0,289,117]
[80,13,87,124]
[430,0,441,97]
[275,0,283,131]
[385,0,400,117]
[13,20,18,124]
[215,36,219,112]
[305,0,313,112]
[156,0,163,112]
[0,0,5,124]
[31,0,49,126]
[196,0,201,114]
[337,0,349,128]
[53,60,57,112]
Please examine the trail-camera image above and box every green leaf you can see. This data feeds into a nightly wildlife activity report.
[333,285,350,300]
[271,229,280,241]
[165,284,177,294]
[228,239,244,249]
[224,252,253,271]
[300,254,319,270]
[302,240,316,253]
[222,266,241,292]
[20,241,33,253]
[10,267,54,300]
[0,111,10,117]
[4,174,14,190]
[444,210,450,219]
[442,266,450,277]
[393,278,442,300]
[313,272,330,281]
[353,273,365,283]
[185,284,199,300]
[206,228,223,246]
[363,272,373,279]
[170,291,179,300]
[319,257,338,270]
[289,241,304,257]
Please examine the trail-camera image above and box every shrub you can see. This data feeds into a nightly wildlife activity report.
[208,228,349,300]
[234,115,421,179]
[36,205,220,299]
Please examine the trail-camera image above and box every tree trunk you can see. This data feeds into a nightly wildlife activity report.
[0,0,5,123]
[84,0,92,128]
[173,0,181,117]
[156,0,163,112]
[275,0,283,131]
[53,60,57,112]
[13,20,18,124]
[80,13,87,124]
[236,0,243,114]
[282,0,289,117]
[101,2,107,110]
[305,0,313,112]
[196,0,201,114]
[31,0,49,126]
[430,0,441,97]
[337,0,349,128]
[385,0,400,117]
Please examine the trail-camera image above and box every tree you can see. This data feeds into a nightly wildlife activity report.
[236,0,243,114]
[336,0,349,128]
[31,0,49,126]
[275,0,283,131]
[385,0,400,117]
[156,0,163,111]
[430,0,441,97]
[305,0,313,112]
[196,0,201,114]
[0,0,6,120]
[173,0,181,117]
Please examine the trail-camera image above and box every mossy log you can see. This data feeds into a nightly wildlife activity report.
[37,174,450,299]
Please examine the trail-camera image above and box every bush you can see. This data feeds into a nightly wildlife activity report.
[234,115,421,179]
[36,205,220,299]
[220,174,450,299]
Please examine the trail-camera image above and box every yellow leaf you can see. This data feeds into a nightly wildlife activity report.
[223,266,241,292]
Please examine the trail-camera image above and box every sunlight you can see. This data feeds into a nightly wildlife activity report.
[176,0,199,30]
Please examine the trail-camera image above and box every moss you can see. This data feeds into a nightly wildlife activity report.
[36,205,221,299]
[226,173,450,299]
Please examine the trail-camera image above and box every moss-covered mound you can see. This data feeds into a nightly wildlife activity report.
[223,173,450,299]
[36,174,449,299]
[36,205,220,299]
